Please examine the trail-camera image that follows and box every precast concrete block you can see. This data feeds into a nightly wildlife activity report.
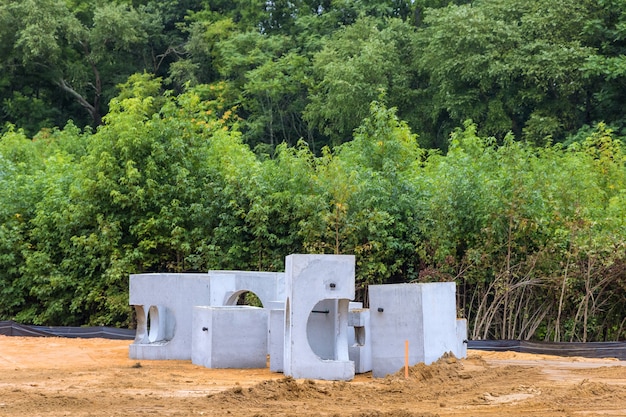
[129,273,211,360]
[455,318,468,359]
[269,308,285,372]
[348,307,372,374]
[421,282,457,365]
[267,300,286,372]
[192,306,268,369]
[369,282,458,377]
[208,270,285,308]
[369,283,424,378]
[283,254,355,381]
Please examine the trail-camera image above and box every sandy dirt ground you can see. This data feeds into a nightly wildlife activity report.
[0,336,625,416]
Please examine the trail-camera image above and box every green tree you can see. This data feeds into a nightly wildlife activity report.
[580,0,626,136]
[415,0,597,147]
[303,101,424,298]
[418,120,626,341]
[305,17,420,145]
[243,52,314,150]
[0,0,163,132]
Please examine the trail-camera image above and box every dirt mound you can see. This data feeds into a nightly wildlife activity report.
[387,353,465,383]
[214,377,333,402]
[569,379,625,399]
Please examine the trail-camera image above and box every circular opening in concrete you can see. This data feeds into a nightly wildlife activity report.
[306,300,334,360]
[147,305,160,343]
[225,290,263,307]
[133,305,148,343]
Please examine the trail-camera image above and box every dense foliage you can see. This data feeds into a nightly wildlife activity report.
[1,0,625,341]
[2,0,626,148]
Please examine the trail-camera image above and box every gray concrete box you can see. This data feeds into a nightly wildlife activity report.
[129,273,212,360]
[369,283,425,378]
[192,306,268,369]
[369,282,457,377]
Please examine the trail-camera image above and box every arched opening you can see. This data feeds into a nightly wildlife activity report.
[133,305,148,343]
[143,305,176,343]
[225,290,263,307]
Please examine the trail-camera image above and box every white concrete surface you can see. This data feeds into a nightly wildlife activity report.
[348,307,372,373]
[269,307,285,372]
[369,282,458,377]
[455,318,468,359]
[208,270,285,307]
[283,254,356,381]
[129,273,211,360]
[421,282,458,365]
[191,306,268,369]
[369,283,425,378]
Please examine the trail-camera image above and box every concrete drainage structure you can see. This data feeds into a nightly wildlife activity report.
[283,254,355,381]
[129,273,211,360]
[369,282,463,377]
[129,254,467,380]
[130,270,285,361]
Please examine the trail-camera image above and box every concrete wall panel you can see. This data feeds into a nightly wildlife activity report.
[421,282,457,365]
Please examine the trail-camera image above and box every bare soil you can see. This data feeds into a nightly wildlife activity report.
[0,336,625,416]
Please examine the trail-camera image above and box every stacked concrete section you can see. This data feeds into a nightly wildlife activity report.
[129,270,285,361]
[369,282,464,378]
[348,306,372,374]
[191,306,268,369]
[283,254,355,381]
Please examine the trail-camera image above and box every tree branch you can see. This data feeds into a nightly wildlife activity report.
[56,79,102,126]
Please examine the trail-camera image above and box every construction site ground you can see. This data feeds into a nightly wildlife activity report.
[0,335,625,416]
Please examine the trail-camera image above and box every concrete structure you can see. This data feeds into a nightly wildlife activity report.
[129,257,465,380]
[208,270,285,308]
[129,270,285,361]
[348,306,372,374]
[129,273,211,360]
[207,270,286,368]
[283,254,355,381]
[369,282,459,378]
[191,306,268,368]
[268,307,285,372]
